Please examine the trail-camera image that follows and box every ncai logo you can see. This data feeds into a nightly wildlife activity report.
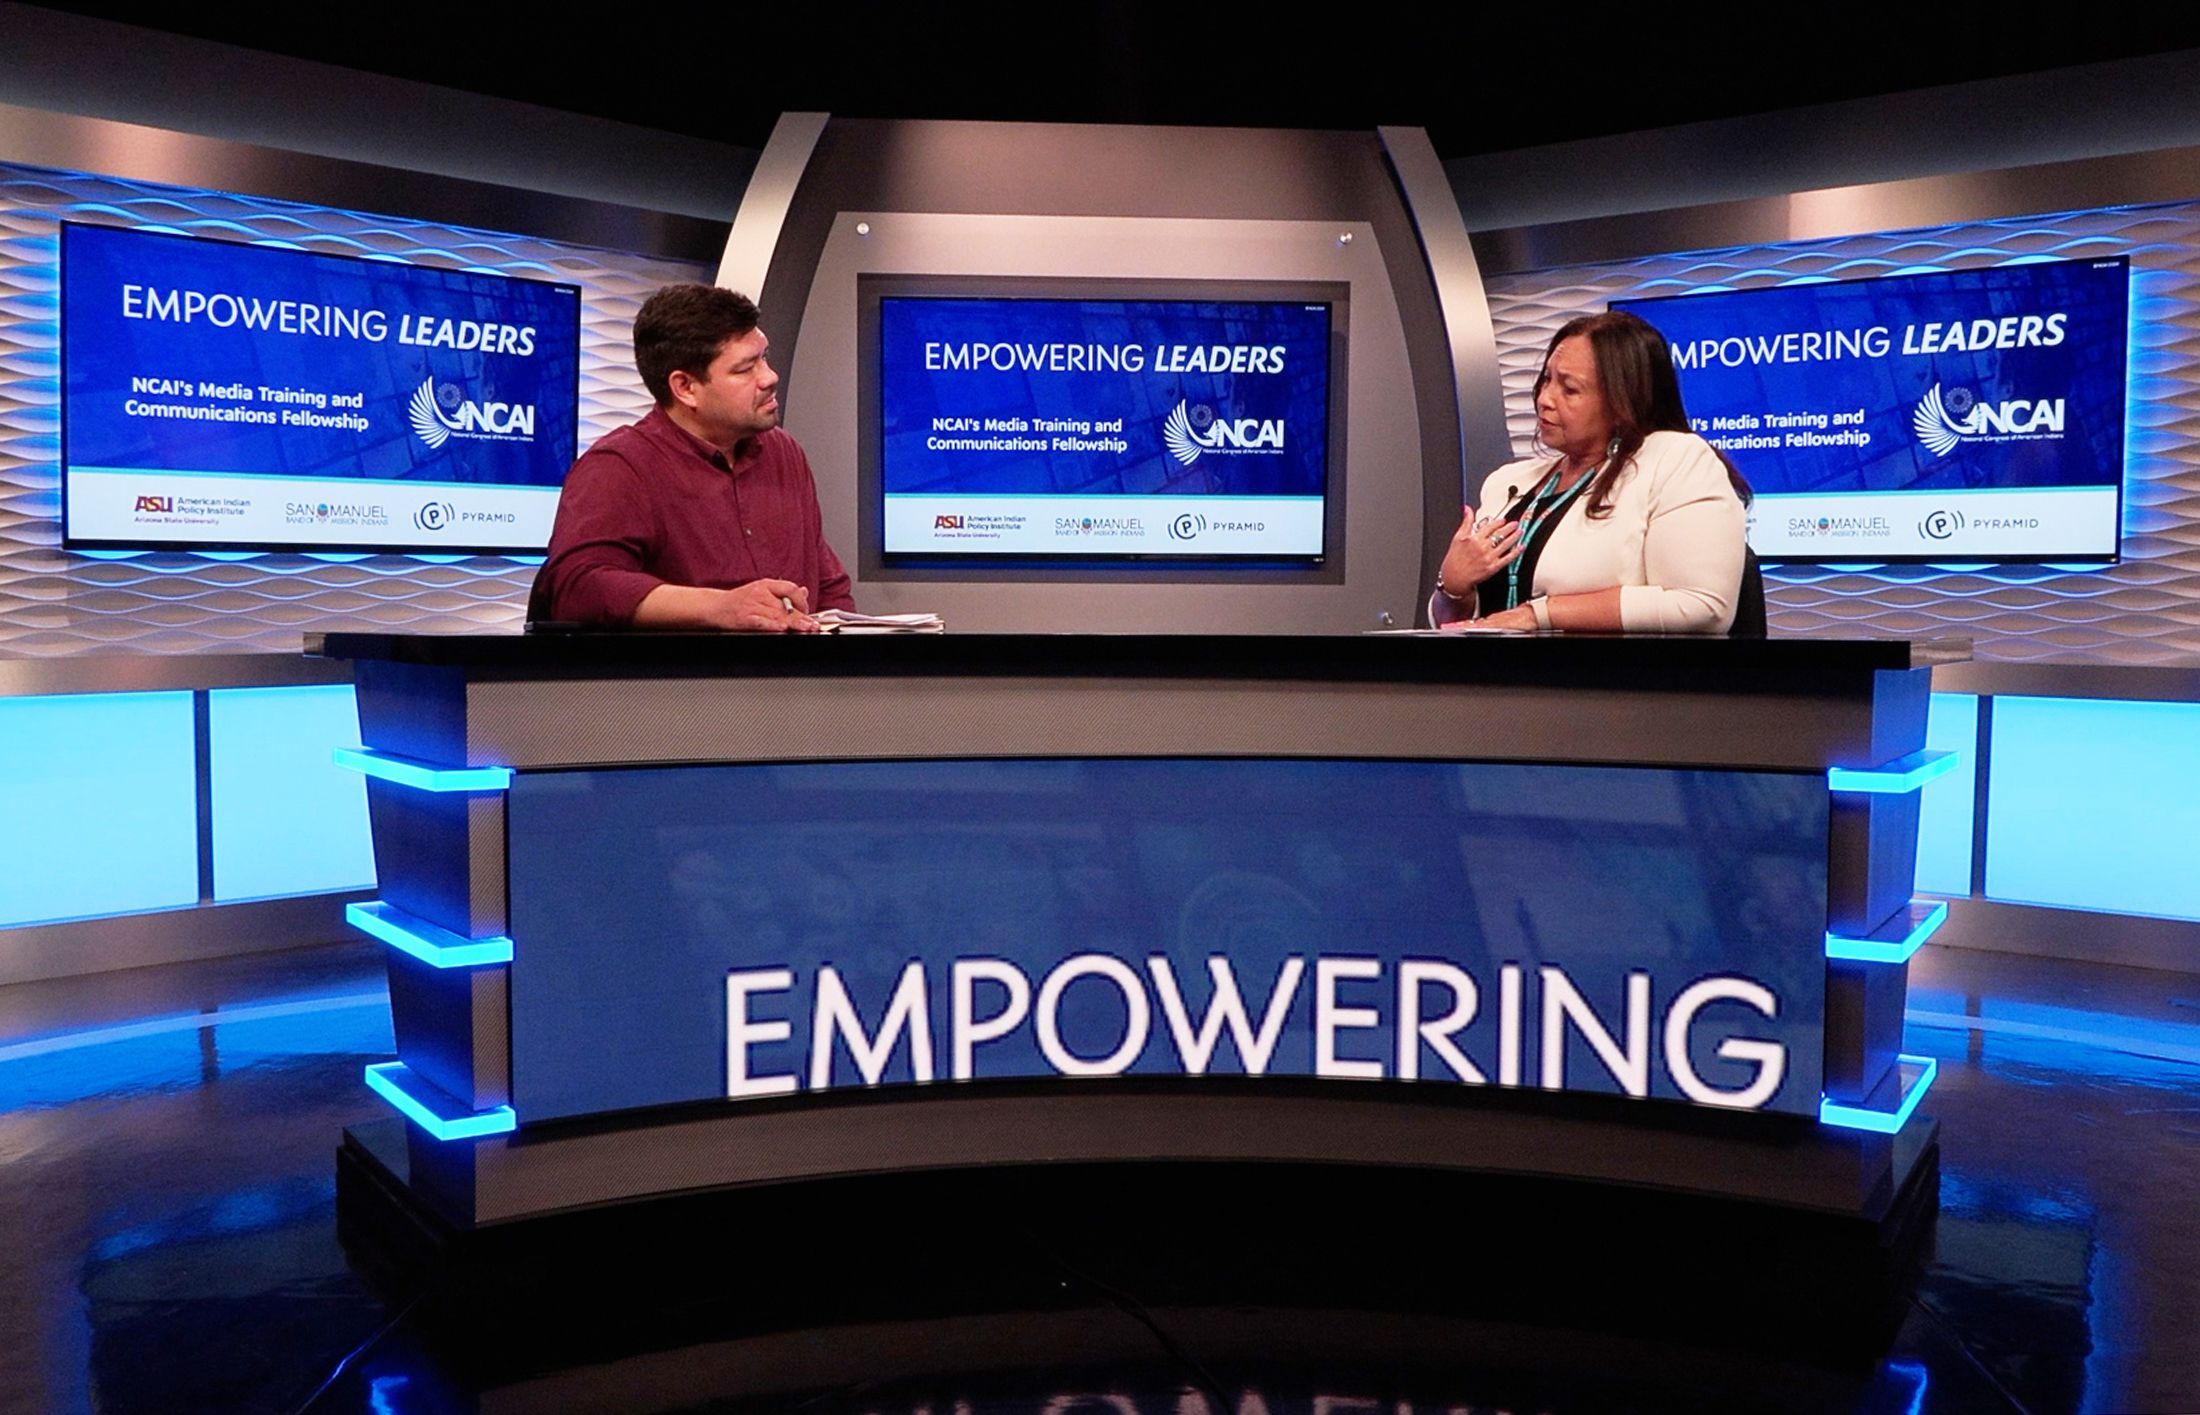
[1162,401,1285,466]
[408,377,537,449]
[1911,383,2065,457]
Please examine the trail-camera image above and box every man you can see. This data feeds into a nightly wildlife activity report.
[528,284,853,631]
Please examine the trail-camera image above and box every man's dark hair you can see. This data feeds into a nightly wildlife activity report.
[633,284,761,405]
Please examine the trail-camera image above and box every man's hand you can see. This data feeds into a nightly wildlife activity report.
[632,581,818,632]
[712,579,816,632]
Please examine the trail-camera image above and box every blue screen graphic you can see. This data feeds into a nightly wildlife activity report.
[1614,258,2128,561]
[878,297,1331,558]
[506,757,1827,1124]
[62,222,580,551]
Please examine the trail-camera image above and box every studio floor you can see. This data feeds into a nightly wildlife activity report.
[0,935,2195,1415]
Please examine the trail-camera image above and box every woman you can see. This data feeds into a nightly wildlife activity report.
[1433,310,1753,633]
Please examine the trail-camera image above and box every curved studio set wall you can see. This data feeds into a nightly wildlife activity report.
[740,117,1482,634]
[0,154,709,968]
[7,90,2200,979]
[1478,180,2200,963]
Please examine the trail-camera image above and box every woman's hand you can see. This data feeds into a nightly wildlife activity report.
[1476,603,1540,631]
[1438,511,1524,599]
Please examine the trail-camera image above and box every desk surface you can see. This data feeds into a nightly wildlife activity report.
[327,631,1957,777]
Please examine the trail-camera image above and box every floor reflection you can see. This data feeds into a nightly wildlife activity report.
[1899,945,2200,1415]
[308,1307,1972,1415]
[0,941,2195,1414]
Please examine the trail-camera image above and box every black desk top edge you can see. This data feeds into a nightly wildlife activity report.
[310,631,1969,682]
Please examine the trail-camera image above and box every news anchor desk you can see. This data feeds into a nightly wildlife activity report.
[315,632,1964,1250]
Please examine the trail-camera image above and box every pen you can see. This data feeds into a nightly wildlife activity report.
[779,595,795,614]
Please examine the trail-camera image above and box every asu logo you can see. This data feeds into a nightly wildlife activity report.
[134,495,174,513]
[934,514,965,530]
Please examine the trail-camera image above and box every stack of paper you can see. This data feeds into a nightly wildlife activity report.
[814,610,945,634]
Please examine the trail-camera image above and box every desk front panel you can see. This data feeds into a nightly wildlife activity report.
[506,756,1828,1127]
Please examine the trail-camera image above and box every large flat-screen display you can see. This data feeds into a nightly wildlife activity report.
[61,222,581,553]
[1614,257,2128,562]
[877,294,1332,560]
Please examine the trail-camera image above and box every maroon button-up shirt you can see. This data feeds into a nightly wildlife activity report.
[528,407,854,624]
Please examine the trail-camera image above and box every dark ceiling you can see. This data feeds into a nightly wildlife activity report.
[35,3,2200,157]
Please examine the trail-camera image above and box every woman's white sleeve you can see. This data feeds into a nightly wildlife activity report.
[1617,441,1747,635]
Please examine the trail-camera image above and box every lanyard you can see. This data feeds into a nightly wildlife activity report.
[1504,463,1599,610]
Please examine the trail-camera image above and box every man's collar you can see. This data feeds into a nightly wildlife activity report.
[643,405,761,468]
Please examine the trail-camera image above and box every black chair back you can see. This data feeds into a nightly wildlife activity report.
[1728,546,1768,638]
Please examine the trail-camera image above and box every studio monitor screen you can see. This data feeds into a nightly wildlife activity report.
[62,222,581,554]
[876,294,1333,562]
[1616,257,2128,564]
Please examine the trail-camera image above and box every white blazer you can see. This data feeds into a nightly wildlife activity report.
[1431,430,1747,634]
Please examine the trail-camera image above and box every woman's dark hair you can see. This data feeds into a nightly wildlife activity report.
[1534,310,1752,517]
[633,284,761,406]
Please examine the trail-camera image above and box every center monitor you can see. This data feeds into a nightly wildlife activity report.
[870,284,1338,564]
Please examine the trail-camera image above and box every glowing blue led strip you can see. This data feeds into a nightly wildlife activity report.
[363,1061,516,1141]
[1825,899,1948,965]
[1819,1054,1936,1134]
[1891,1362,1928,1415]
[1826,749,1958,794]
[346,901,512,968]
[333,746,512,793]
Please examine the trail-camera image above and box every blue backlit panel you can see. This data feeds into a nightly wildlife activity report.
[209,685,376,902]
[1915,693,1978,895]
[1986,697,2200,922]
[0,692,196,927]
[508,758,1829,1125]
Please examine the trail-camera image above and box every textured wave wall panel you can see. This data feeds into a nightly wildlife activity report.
[0,161,708,657]
[1485,204,2200,665]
